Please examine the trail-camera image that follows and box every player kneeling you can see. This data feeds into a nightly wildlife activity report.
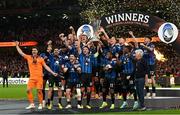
[63,54,83,109]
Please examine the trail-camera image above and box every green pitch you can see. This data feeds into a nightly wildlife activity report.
[96,109,180,114]
[0,84,36,99]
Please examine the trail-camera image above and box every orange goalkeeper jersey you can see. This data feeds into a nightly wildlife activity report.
[24,55,45,80]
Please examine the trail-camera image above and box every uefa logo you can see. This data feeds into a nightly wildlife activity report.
[158,22,179,44]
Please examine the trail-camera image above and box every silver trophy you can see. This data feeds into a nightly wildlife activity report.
[91,19,101,32]
[77,24,94,39]
[90,19,102,44]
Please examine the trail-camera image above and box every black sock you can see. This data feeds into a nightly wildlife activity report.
[133,92,138,101]
[103,92,106,102]
[145,86,150,93]
[99,85,102,93]
[51,90,54,101]
[62,90,65,97]
[152,86,156,93]
[47,99,51,105]
[59,98,61,104]
[42,89,45,100]
[78,100,82,105]
[123,93,127,101]
[81,92,84,100]
[67,101,71,105]
[62,90,64,97]
[87,92,91,105]
[111,93,115,104]
[95,82,100,94]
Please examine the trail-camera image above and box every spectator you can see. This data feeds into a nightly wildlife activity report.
[1,66,8,88]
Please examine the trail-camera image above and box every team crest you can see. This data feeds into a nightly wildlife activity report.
[158,22,178,44]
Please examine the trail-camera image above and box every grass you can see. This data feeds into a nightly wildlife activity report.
[0,84,36,99]
[99,109,180,114]
[1,84,180,99]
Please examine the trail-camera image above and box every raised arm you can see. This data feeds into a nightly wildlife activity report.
[15,41,26,57]
[129,31,138,48]
[129,31,136,39]
[76,39,81,54]
[69,26,76,36]
[43,63,57,76]
[99,27,110,41]
[47,40,53,48]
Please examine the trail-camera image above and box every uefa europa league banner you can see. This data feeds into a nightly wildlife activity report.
[100,12,180,54]
[101,12,165,31]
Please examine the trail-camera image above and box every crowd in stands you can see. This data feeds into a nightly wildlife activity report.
[0,49,29,78]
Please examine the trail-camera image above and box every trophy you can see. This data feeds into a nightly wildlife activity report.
[77,24,94,40]
[76,20,103,46]
[89,19,102,45]
[91,19,101,32]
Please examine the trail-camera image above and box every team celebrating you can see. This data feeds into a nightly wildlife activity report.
[15,26,156,110]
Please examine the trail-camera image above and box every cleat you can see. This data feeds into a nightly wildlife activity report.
[38,104,43,110]
[26,103,35,110]
[120,101,128,109]
[152,93,156,98]
[99,102,108,109]
[58,103,63,109]
[47,104,52,110]
[42,100,46,108]
[65,104,72,109]
[86,105,92,109]
[110,104,115,109]
[132,101,139,110]
[138,107,146,111]
[145,93,151,99]
[77,104,83,109]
